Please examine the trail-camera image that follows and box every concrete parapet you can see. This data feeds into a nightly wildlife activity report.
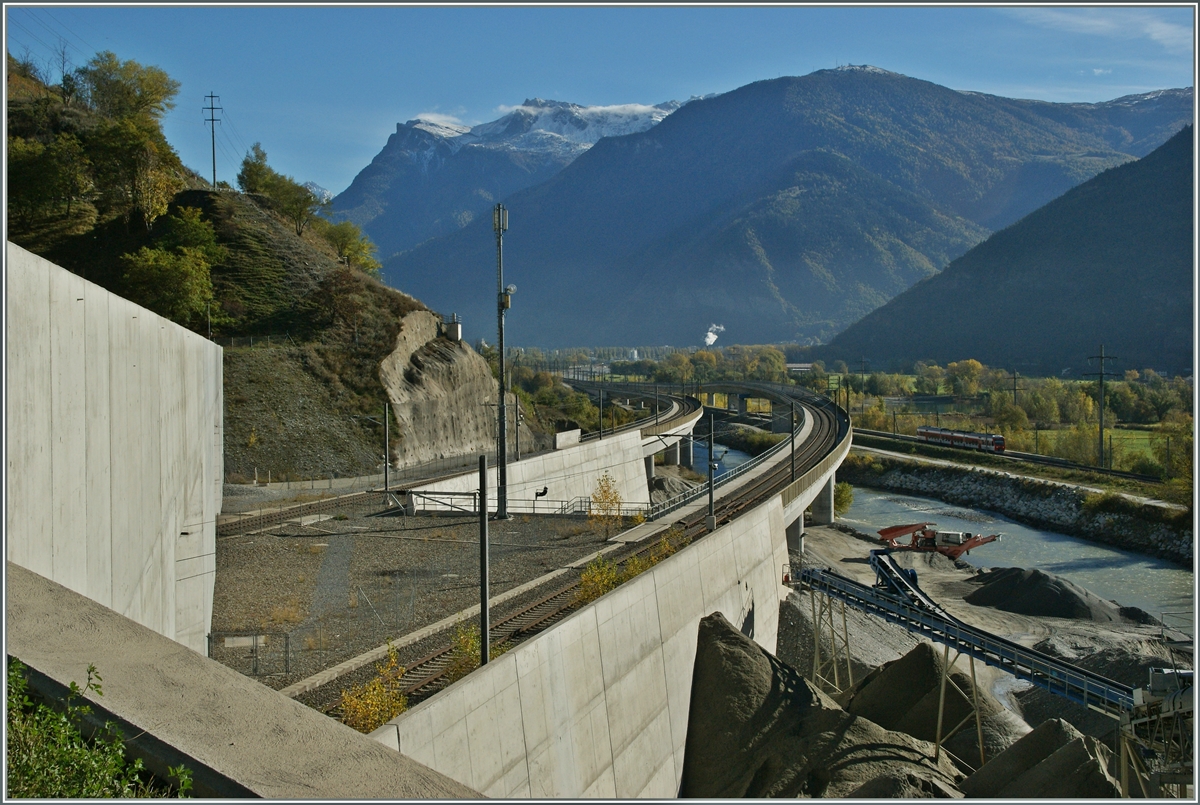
[5,243,221,653]
[372,499,789,797]
[6,562,477,799]
[414,429,651,512]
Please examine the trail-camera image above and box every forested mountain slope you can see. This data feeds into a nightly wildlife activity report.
[381,66,1190,348]
[824,125,1194,376]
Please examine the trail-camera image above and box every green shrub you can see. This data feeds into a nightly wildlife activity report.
[833,481,854,516]
[6,658,191,798]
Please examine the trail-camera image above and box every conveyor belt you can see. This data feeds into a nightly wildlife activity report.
[799,551,1135,719]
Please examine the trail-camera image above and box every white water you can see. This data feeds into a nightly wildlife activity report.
[843,487,1194,620]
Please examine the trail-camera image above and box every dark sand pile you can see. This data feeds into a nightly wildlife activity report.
[679,613,963,798]
[964,567,1150,623]
[843,642,1029,771]
[962,717,1120,798]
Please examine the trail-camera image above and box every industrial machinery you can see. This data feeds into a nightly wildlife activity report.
[877,522,1001,560]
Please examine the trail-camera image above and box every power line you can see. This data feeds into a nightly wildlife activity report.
[1085,345,1119,470]
[37,8,96,55]
[22,9,81,58]
[7,17,56,55]
[220,108,253,157]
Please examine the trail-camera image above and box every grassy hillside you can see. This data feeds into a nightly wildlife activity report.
[5,50,433,479]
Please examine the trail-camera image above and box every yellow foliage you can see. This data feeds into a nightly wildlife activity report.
[340,644,407,733]
[444,623,510,684]
[576,555,620,604]
[589,471,623,537]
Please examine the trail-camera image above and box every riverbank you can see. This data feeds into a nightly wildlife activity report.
[837,450,1193,566]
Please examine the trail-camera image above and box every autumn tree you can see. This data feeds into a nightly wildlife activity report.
[589,471,624,537]
[321,220,382,276]
[946,359,984,396]
[76,50,179,122]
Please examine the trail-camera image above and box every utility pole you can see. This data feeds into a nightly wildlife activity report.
[1007,371,1026,407]
[790,401,797,483]
[859,357,869,418]
[493,204,511,519]
[1086,345,1118,470]
[478,456,489,666]
[383,402,390,494]
[707,413,717,531]
[203,93,222,188]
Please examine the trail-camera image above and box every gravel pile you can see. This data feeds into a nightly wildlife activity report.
[964,566,1152,623]
[843,642,1028,771]
[963,717,1120,798]
[679,612,963,798]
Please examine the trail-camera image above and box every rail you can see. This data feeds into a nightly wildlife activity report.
[853,428,1163,484]
[796,552,1135,719]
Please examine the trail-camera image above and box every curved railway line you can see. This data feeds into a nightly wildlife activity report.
[316,383,848,716]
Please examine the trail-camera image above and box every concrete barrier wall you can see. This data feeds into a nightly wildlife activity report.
[413,429,651,510]
[5,243,222,653]
[371,499,789,797]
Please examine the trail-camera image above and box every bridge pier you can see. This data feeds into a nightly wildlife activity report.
[738,395,750,416]
[645,455,655,479]
[811,473,836,525]
[786,516,805,554]
[664,440,680,466]
[680,435,694,469]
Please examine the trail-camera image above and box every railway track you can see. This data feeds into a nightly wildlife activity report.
[854,427,1164,483]
[319,385,846,716]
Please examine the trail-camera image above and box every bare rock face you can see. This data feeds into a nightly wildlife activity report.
[964,717,1120,799]
[378,310,498,466]
[679,612,962,798]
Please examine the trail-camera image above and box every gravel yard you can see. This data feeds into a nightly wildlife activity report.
[210,495,619,699]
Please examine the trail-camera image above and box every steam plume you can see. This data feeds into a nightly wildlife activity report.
[703,324,725,346]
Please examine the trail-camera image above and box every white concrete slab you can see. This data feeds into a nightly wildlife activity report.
[5,243,222,653]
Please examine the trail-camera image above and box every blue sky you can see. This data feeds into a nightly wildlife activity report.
[5,5,1195,195]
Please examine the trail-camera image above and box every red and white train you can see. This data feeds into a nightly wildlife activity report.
[915,425,1006,453]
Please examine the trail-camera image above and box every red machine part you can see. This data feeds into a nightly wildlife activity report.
[877,522,1000,560]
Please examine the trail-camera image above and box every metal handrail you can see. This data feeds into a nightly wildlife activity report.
[798,559,1135,718]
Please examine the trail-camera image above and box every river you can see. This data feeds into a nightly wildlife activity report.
[842,487,1194,621]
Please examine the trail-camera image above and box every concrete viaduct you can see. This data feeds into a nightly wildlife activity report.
[5,242,850,797]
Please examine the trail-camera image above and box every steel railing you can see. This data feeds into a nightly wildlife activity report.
[798,552,1135,718]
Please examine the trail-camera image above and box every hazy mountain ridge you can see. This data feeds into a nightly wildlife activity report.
[330,97,683,256]
[822,125,1194,375]
[380,68,1190,348]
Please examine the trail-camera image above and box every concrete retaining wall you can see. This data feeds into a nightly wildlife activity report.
[6,562,476,799]
[413,429,652,511]
[5,242,222,653]
[371,498,790,797]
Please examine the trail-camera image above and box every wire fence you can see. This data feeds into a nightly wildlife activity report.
[212,332,298,349]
